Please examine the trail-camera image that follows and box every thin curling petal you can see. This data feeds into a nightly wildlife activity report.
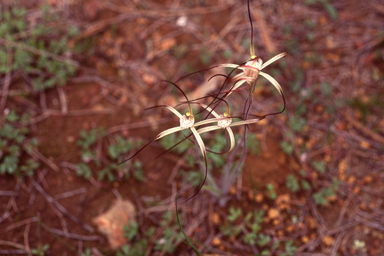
[197,125,222,134]
[261,52,286,70]
[217,63,245,70]
[228,118,262,127]
[259,71,283,95]
[198,104,220,118]
[231,73,245,82]
[197,126,235,154]
[194,117,227,127]
[190,127,206,158]
[164,105,183,118]
[226,127,235,152]
[156,127,184,140]
[230,79,247,92]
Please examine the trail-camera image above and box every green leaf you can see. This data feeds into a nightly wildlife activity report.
[266,183,277,200]
[0,155,19,174]
[76,163,92,179]
[246,133,261,156]
[124,220,139,241]
[243,232,257,245]
[5,110,19,122]
[286,174,300,193]
[281,141,293,155]
[181,170,204,188]
[323,2,338,20]
[257,233,271,247]
[321,81,333,96]
[133,170,145,183]
[313,160,326,174]
[228,207,242,222]
[301,180,312,191]
[288,115,306,132]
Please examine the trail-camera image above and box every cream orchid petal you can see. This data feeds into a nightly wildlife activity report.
[231,79,247,91]
[197,126,235,152]
[164,106,183,118]
[228,118,262,127]
[226,127,235,152]
[242,65,260,72]
[198,104,221,118]
[231,73,244,81]
[190,127,206,157]
[225,79,247,98]
[218,63,247,71]
[260,71,283,95]
[260,52,286,70]
[197,126,222,134]
[194,117,226,127]
[156,126,183,140]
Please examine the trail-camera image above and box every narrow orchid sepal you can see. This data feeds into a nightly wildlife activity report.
[156,127,184,140]
[197,126,235,153]
[259,71,283,95]
[261,52,286,70]
[165,106,183,118]
[190,127,206,158]
[194,117,227,127]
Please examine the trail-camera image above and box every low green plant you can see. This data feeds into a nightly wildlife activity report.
[266,183,277,200]
[281,140,294,155]
[0,110,39,177]
[221,207,244,238]
[312,160,326,174]
[117,221,152,256]
[246,133,261,156]
[175,195,203,256]
[154,211,184,253]
[159,130,192,155]
[285,174,300,193]
[305,0,338,20]
[312,178,340,206]
[181,170,204,188]
[80,248,93,256]
[0,4,79,91]
[30,244,50,256]
[243,210,266,245]
[288,115,306,132]
[282,240,298,256]
[75,128,143,182]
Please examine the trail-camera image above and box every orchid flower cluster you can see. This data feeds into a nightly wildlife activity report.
[120,1,287,200]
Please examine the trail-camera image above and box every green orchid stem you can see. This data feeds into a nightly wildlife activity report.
[175,195,203,256]
[248,75,258,101]
[219,78,258,206]
[247,0,256,59]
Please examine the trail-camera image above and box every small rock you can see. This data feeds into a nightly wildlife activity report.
[211,213,220,225]
[211,237,221,247]
[268,208,279,219]
[93,199,136,249]
[322,235,335,247]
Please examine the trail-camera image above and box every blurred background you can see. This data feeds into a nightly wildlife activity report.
[0,0,383,255]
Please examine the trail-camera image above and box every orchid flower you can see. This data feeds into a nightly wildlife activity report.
[118,81,226,166]
[153,104,226,159]
[216,0,286,98]
[218,52,286,98]
[197,104,264,147]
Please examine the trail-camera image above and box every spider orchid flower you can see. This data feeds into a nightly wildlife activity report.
[154,105,228,159]
[219,52,287,98]
[197,106,264,149]
[118,81,226,166]
[194,103,235,154]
